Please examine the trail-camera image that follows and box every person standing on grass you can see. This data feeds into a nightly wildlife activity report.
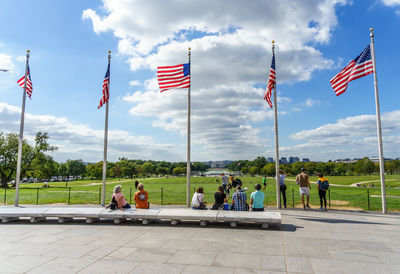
[262,175,267,190]
[220,173,229,196]
[250,183,264,211]
[134,179,139,189]
[296,168,311,210]
[277,170,287,208]
[134,183,149,209]
[317,173,329,211]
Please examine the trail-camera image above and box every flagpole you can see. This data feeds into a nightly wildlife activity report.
[101,50,111,206]
[272,41,281,209]
[14,50,30,206]
[186,47,191,207]
[370,28,386,214]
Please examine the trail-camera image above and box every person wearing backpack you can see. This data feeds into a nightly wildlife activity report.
[134,183,149,209]
[317,173,329,211]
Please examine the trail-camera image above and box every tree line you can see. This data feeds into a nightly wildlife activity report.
[1,132,399,188]
[226,156,400,176]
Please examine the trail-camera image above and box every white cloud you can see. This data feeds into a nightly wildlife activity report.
[0,53,15,72]
[279,110,400,160]
[83,0,349,160]
[381,0,400,14]
[129,80,140,87]
[304,98,320,107]
[381,0,400,6]
[0,102,181,162]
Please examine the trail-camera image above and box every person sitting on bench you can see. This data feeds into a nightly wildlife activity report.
[211,186,227,210]
[109,185,131,210]
[191,187,207,210]
[134,183,149,209]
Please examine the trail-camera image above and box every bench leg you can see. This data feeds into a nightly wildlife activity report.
[30,217,46,223]
[114,218,126,224]
[262,223,269,229]
[200,220,208,226]
[58,217,73,224]
[230,221,238,227]
[171,219,180,225]
[142,219,153,225]
[2,217,19,223]
[86,218,99,224]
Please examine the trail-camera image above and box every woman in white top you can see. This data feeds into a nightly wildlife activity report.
[191,187,207,210]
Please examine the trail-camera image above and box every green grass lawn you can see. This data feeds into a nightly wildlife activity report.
[1,175,400,212]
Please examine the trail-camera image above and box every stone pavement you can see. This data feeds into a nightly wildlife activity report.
[0,209,399,273]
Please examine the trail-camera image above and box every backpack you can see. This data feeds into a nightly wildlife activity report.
[321,180,329,191]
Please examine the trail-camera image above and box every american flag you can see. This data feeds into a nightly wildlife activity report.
[264,53,275,108]
[157,63,190,92]
[98,63,110,109]
[330,45,374,96]
[17,66,33,99]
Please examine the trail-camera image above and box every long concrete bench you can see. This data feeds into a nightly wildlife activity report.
[0,206,281,228]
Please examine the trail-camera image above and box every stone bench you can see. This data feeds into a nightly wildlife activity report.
[0,206,281,229]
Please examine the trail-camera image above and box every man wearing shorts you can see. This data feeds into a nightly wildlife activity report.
[296,168,311,209]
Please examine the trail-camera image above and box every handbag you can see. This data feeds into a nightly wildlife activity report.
[197,195,207,209]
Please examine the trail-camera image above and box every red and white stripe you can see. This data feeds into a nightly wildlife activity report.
[157,64,190,93]
[17,74,33,99]
[98,78,110,109]
[264,68,275,108]
[330,58,373,96]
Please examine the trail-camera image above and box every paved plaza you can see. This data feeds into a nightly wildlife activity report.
[0,209,399,273]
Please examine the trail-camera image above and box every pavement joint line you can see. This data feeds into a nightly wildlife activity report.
[23,255,58,273]
[280,224,289,274]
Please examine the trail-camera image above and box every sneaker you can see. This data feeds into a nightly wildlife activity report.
[324,207,327,211]
[306,204,311,208]
[303,204,306,210]
[319,207,323,210]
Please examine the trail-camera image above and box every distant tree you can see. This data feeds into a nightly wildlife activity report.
[142,162,155,176]
[172,167,181,176]
[58,163,68,177]
[249,166,259,176]
[0,132,56,188]
[66,159,86,177]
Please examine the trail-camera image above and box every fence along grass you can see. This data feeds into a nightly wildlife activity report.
[1,175,399,211]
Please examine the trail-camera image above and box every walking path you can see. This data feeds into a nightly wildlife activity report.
[0,208,399,273]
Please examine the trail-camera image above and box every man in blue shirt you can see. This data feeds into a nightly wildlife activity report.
[231,186,248,211]
[250,183,265,211]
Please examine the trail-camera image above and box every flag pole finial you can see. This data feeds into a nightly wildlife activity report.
[27,50,30,53]
[108,50,111,54]
[370,28,374,37]
[188,47,191,51]
[272,40,275,44]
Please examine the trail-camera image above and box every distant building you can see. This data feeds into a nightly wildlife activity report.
[279,157,287,164]
[267,157,274,163]
[211,161,226,168]
[289,156,300,164]
[302,158,310,162]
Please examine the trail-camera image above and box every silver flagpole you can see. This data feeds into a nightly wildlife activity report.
[186,47,191,207]
[272,41,281,209]
[14,50,30,206]
[101,50,111,206]
[370,28,386,214]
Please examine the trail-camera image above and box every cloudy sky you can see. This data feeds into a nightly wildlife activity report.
[0,0,399,163]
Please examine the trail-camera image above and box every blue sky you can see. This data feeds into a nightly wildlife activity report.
[0,0,399,163]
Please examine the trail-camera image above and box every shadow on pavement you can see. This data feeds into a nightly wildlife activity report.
[280,223,302,232]
[297,217,389,225]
